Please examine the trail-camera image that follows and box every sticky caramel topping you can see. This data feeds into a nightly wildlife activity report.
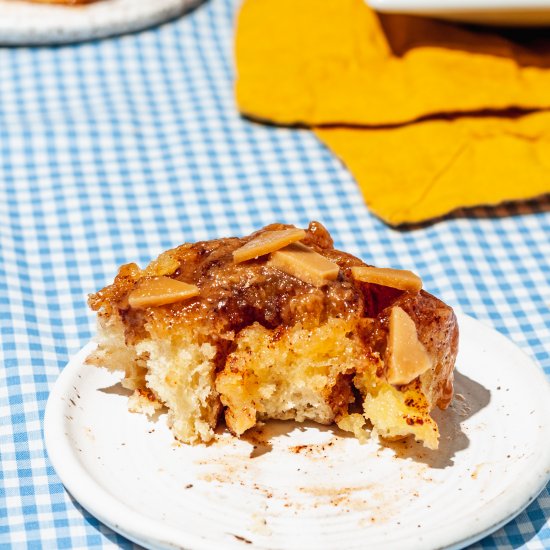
[89,223,416,335]
[351,266,422,292]
[269,242,340,287]
[386,306,432,385]
[233,228,306,263]
[128,277,199,309]
[90,222,373,337]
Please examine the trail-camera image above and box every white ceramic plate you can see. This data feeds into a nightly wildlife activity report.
[0,0,201,46]
[44,313,550,550]
[367,0,550,25]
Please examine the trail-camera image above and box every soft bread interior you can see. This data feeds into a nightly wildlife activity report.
[89,314,441,448]
[216,318,358,434]
[137,333,220,444]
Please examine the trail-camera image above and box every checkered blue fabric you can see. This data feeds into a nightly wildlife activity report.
[0,0,549,547]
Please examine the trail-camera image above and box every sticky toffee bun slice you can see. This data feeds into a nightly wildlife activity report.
[28,1,95,4]
[87,222,458,449]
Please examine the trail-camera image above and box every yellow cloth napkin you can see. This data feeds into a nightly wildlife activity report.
[236,0,550,126]
[315,112,550,224]
[235,0,550,225]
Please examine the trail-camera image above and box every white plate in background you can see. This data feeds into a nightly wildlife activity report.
[0,0,201,46]
[44,314,550,550]
[367,0,550,25]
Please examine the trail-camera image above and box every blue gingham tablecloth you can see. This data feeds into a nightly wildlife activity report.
[0,0,549,547]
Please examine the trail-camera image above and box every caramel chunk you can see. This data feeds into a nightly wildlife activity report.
[386,306,432,385]
[128,277,199,309]
[351,266,422,292]
[269,242,339,287]
[233,228,306,263]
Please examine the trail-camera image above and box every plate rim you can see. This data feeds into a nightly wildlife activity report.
[44,340,218,550]
[44,313,550,550]
[367,0,550,11]
[366,0,550,25]
[0,0,202,46]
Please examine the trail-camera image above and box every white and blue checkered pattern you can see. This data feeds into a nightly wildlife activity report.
[0,0,549,547]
